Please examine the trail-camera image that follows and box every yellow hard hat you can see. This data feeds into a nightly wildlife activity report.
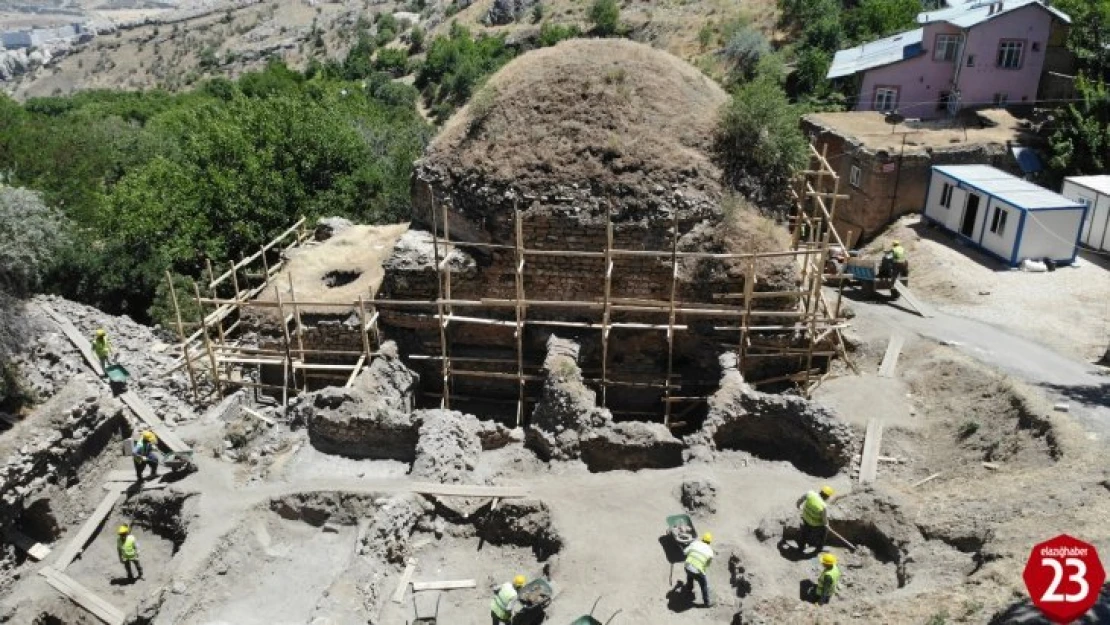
[820,485,834,498]
[142,431,156,442]
[96,328,106,337]
[702,532,713,544]
[117,525,129,535]
[892,240,901,246]
[512,575,526,588]
[820,552,837,566]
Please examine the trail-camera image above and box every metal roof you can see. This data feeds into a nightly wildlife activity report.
[1065,175,1110,197]
[933,165,1084,210]
[827,28,924,79]
[917,0,1071,28]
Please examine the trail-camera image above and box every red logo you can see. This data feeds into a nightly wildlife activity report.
[1022,535,1106,623]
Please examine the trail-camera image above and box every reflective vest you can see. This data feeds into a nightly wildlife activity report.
[817,564,841,598]
[133,441,154,460]
[118,535,138,561]
[490,582,517,621]
[92,336,111,358]
[684,540,714,575]
[801,491,826,527]
[891,245,906,262]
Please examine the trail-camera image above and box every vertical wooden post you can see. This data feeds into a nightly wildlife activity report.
[663,208,679,427]
[205,258,226,347]
[738,258,755,374]
[193,280,222,397]
[600,203,614,408]
[513,205,526,427]
[166,271,198,400]
[430,195,450,409]
[286,273,307,393]
[358,295,372,364]
[260,245,270,283]
[275,287,292,411]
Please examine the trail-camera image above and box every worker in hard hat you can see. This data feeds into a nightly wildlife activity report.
[132,431,160,481]
[890,240,908,280]
[490,574,526,624]
[91,328,113,371]
[814,552,841,605]
[682,532,715,607]
[795,485,833,554]
[117,525,143,581]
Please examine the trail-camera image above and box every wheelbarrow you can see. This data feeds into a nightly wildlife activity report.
[569,596,622,625]
[665,513,698,549]
[162,450,196,475]
[105,363,130,394]
[515,578,554,624]
[408,591,441,624]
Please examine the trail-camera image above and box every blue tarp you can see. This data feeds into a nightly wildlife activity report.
[1010,146,1043,174]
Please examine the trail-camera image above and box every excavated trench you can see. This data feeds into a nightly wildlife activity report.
[153,491,563,625]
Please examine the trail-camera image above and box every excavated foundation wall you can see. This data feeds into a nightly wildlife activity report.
[0,396,126,591]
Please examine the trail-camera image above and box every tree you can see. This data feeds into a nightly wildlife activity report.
[589,0,620,36]
[0,187,68,296]
[716,74,808,210]
[1049,76,1110,176]
[374,48,410,76]
[844,0,919,43]
[723,26,770,81]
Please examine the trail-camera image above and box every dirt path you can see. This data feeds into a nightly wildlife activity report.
[842,288,1110,441]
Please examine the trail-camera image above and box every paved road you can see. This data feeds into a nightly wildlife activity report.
[846,293,1110,441]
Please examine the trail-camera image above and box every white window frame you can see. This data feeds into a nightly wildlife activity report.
[997,40,1024,69]
[849,165,862,188]
[874,87,899,112]
[934,34,962,62]
[989,206,1008,236]
[940,182,954,208]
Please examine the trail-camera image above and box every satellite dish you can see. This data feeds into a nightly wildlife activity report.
[885,111,906,125]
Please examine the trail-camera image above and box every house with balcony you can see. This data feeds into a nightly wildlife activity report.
[827,0,1071,119]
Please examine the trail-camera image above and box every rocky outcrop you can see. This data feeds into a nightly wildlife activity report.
[484,0,540,25]
[580,422,684,472]
[680,478,719,515]
[298,343,421,460]
[411,409,483,484]
[479,498,563,560]
[688,353,855,477]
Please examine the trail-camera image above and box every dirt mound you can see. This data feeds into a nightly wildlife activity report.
[426,38,727,211]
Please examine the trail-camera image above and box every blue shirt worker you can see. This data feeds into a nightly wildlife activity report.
[132,431,160,481]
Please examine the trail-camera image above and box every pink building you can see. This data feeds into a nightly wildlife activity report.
[827,0,1071,119]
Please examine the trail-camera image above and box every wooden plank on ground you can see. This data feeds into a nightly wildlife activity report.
[858,418,884,486]
[391,558,418,603]
[912,472,942,488]
[39,304,105,376]
[892,282,935,318]
[39,566,125,625]
[4,527,51,560]
[119,391,191,454]
[878,334,905,378]
[409,482,527,498]
[412,579,476,591]
[53,487,124,570]
[242,406,275,426]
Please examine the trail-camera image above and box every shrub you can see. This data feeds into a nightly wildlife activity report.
[538,22,580,47]
[0,187,68,296]
[409,25,425,51]
[588,0,620,36]
[723,25,769,80]
[374,47,410,76]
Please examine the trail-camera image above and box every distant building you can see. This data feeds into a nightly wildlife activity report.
[923,164,1086,266]
[1061,175,1110,254]
[1,23,83,50]
[800,109,1037,246]
[827,0,1072,119]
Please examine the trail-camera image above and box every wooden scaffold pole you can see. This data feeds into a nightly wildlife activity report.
[430,195,451,409]
[286,274,307,393]
[193,279,223,398]
[513,205,527,428]
[663,207,679,427]
[165,271,198,400]
[600,203,614,408]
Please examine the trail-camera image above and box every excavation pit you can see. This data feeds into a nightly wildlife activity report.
[322,269,361,288]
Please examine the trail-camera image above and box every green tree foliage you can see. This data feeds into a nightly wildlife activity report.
[588,0,621,36]
[374,47,410,76]
[409,26,426,52]
[538,22,581,47]
[1049,77,1110,176]
[723,25,770,81]
[843,0,920,43]
[1051,0,1110,78]
[0,62,430,322]
[716,73,809,206]
[343,32,377,80]
[416,24,514,123]
[0,186,68,296]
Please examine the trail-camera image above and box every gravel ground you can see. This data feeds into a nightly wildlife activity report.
[866,215,1110,362]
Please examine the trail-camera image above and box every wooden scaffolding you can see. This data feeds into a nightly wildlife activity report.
[167,143,851,425]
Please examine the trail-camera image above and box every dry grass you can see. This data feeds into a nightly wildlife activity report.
[431,38,728,194]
